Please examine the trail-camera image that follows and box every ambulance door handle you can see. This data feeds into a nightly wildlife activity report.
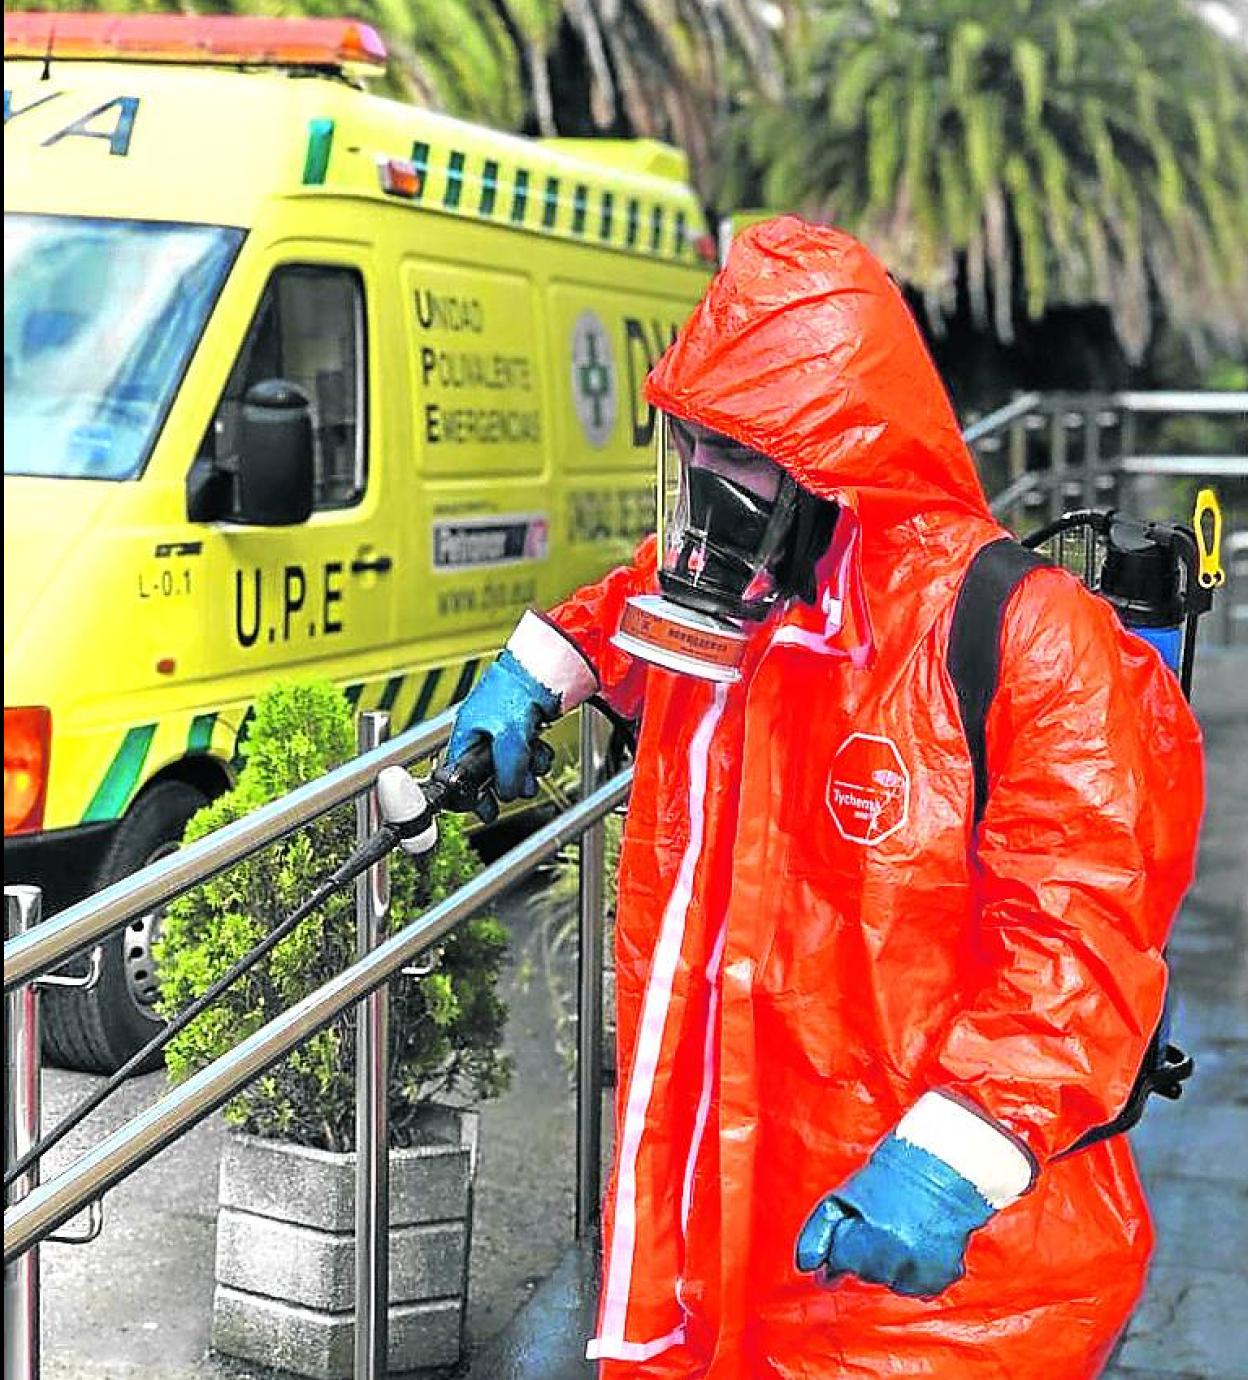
[350,553,392,576]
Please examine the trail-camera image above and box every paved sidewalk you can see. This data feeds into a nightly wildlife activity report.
[22,654,1248,1378]
[31,872,582,1380]
[1101,651,1248,1380]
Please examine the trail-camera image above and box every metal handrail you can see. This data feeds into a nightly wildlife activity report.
[4,766,632,1265]
[1107,391,1248,413]
[968,389,1247,421]
[3,709,457,992]
[988,470,1044,516]
[961,391,1042,445]
[966,390,1246,436]
[1117,456,1246,476]
[966,390,1247,540]
[5,888,42,1379]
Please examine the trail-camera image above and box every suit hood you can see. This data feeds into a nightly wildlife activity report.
[645,216,990,526]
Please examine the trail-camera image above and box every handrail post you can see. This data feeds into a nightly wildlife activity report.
[354,712,391,1379]
[1082,400,1101,509]
[1048,396,1068,523]
[1120,404,1138,515]
[1007,405,1027,531]
[576,706,607,1241]
[5,887,42,1380]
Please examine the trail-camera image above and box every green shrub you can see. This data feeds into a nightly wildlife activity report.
[154,679,512,1151]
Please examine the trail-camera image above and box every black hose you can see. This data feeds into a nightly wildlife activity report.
[5,872,341,1192]
[5,740,499,1191]
[589,694,639,761]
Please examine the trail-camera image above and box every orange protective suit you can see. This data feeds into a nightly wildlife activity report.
[550,218,1204,1378]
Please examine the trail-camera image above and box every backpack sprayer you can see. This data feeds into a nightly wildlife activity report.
[1020,488,1225,1151]
[4,740,499,1192]
[1020,488,1225,698]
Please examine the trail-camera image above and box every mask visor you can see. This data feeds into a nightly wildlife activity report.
[658,415,796,623]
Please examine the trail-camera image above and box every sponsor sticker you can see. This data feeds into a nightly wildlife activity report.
[432,514,549,571]
[827,732,910,846]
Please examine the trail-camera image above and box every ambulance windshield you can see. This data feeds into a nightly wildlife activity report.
[4,214,242,481]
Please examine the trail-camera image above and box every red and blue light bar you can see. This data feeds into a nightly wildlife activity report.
[2,12,388,75]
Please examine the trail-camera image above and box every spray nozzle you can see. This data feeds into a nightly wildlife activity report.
[326,766,439,889]
[1100,517,1186,627]
[376,766,437,856]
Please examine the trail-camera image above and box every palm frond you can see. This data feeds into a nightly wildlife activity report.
[724,0,1248,359]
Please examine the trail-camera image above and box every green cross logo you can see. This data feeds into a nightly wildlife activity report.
[571,310,616,447]
[578,333,612,430]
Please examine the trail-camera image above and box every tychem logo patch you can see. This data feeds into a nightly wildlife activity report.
[827,733,910,846]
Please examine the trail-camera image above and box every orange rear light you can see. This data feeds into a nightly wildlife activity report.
[4,707,52,837]
[2,13,388,75]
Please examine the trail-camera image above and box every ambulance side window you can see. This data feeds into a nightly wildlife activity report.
[203,265,366,509]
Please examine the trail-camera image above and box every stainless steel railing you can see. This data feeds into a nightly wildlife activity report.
[3,711,459,995]
[969,389,1246,519]
[354,711,393,1379]
[4,702,629,1379]
[5,888,43,1380]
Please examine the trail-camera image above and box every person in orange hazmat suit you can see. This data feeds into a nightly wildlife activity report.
[444,216,1204,1378]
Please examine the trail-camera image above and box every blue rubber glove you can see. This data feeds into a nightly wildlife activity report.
[446,650,559,821]
[795,1134,996,1297]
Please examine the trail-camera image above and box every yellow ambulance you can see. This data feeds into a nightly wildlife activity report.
[3,12,712,1070]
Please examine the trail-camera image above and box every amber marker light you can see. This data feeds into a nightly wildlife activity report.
[378,158,423,198]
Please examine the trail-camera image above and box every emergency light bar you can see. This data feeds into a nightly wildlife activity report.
[2,12,388,76]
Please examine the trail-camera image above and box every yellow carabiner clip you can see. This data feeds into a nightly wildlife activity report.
[1193,488,1225,589]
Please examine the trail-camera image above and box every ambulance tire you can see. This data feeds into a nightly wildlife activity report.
[42,781,210,1076]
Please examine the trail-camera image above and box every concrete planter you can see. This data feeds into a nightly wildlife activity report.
[211,1105,479,1379]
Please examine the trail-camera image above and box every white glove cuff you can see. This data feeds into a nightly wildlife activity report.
[895,1092,1036,1209]
[506,609,599,712]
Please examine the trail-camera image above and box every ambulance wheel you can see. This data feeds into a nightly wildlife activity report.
[42,781,209,1076]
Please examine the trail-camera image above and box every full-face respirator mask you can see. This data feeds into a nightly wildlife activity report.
[612,415,837,682]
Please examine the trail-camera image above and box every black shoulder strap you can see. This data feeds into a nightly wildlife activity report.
[948,538,1052,825]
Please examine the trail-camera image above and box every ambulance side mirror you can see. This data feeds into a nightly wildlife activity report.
[232,380,316,526]
[188,379,316,526]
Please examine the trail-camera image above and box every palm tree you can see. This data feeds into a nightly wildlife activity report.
[353,0,542,133]
[389,0,790,195]
[547,0,788,191]
[725,0,1248,360]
